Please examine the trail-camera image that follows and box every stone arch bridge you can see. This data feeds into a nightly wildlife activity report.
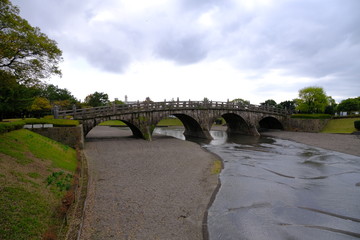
[55,100,291,140]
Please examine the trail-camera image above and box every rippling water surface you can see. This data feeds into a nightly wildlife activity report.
[154,128,360,240]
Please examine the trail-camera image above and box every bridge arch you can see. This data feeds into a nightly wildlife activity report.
[220,113,256,135]
[152,112,212,139]
[258,116,283,131]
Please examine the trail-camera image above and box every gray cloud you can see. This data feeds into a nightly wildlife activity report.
[12,0,360,100]
[156,34,208,65]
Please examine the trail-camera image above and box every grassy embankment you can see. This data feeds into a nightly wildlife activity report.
[0,127,78,240]
[321,117,360,133]
[291,114,360,133]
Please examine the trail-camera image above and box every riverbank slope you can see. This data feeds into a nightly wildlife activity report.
[80,126,219,239]
[261,131,360,157]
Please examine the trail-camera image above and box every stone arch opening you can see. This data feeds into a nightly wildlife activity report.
[84,119,144,139]
[259,116,283,131]
[172,113,211,139]
[221,113,253,135]
[120,120,144,138]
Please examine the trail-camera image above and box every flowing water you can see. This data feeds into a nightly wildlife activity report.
[153,127,360,240]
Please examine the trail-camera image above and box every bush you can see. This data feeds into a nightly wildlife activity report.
[0,121,25,134]
[354,120,360,131]
[291,114,331,119]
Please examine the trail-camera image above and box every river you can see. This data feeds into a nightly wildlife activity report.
[153,127,360,240]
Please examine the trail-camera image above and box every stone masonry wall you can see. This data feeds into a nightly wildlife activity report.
[30,125,84,149]
[287,119,329,132]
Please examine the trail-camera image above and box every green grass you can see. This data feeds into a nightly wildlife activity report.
[321,118,360,133]
[0,118,79,134]
[211,160,222,174]
[291,114,332,119]
[0,129,78,239]
[157,118,183,126]
[99,120,126,126]
[0,186,53,240]
[0,130,77,171]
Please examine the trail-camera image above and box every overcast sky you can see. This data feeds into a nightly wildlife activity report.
[13,0,360,104]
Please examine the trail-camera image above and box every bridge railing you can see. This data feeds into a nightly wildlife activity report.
[55,100,290,119]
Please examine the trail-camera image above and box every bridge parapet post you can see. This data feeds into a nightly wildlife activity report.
[53,105,59,119]
[72,104,76,118]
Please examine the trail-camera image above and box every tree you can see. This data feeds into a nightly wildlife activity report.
[84,92,109,107]
[295,86,329,113]
[30,96,51,117]
[231,98,250,105]
[324,96,337,115]
[40,84,77,109]
[260,99,277,107]
[0,0,62,85]
[0,70,40,119]
[278,100,296,112]
[337,97,360,113]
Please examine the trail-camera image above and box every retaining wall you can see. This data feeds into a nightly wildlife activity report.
[30,125,84,149]
[287,119,329,132]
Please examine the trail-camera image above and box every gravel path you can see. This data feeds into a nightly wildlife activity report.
[261,131,360,157]
[79,126,219,240]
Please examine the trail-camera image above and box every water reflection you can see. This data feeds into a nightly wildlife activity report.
[153,127,360,240]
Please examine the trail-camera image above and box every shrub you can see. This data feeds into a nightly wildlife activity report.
[354,120,360,131]
[291,114,331,119]
[0,121,25,134]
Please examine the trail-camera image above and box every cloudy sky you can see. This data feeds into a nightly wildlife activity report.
[13,0,360,104]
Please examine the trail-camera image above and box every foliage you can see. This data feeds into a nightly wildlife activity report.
[113,99,124,105]
[291,114,331,119]
[0,118,78,134]
[260,99,277,107]
[84,91,109,107]
[337,97,360,112]
[278,100,296,112]
[321,118,360,133]
[0,71,40,119]
[29,97,51,113]
[0,120,25,134]
[295,86,329,113]
[0,0,62,85]
[231,98,250,105]
[355,120,360,131]
[46,171,73,192]
[40,84,77,109]
[23,118,79,126]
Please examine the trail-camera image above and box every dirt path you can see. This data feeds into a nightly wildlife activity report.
[79,126,219,240]
[261,131,360,157]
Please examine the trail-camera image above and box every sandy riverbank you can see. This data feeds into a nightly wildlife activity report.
[261,130,360,157]
[79,126,219,240]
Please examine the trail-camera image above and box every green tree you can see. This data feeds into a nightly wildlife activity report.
[0,70,40,119]
[30,96,51,117]
[337,97,360,113]
[260,99,277,107]
[295,86,329,113]
[231,98,250,105]
[0,0,62,85]
[40,84,77,109]
[324,96,337,115]
[84,92,109,107]
[278,100,296,112]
